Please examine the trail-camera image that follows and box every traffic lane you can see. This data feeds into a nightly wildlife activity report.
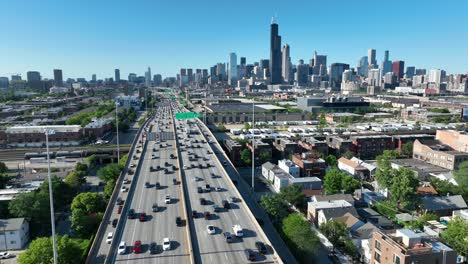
[191,131,275,263]
[181,141,268,263]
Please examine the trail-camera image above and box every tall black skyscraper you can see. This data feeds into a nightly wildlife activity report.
[269,18,282,85]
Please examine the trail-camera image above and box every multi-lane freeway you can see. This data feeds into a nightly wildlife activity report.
[90,98,282,264]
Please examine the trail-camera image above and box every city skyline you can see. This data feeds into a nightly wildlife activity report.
[2,0,468,79]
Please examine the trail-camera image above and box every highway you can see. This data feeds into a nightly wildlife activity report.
[175,113,277,263]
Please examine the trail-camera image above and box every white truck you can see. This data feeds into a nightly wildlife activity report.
[232,224,243,237]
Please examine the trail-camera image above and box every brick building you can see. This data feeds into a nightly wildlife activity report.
[298,137,329,156]
[392,134,435,152]
[435,130,468,152]
[291,152,326,178]
[413,139,468,170]
[350,135,394,160]
[5,125,83,147]
[272,138,300,159]
[223,139,243,165]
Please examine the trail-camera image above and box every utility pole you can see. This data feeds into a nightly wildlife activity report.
[251,101,255,191]
[115,102,120,162]
[44,129,58,264]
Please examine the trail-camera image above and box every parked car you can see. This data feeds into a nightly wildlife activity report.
[200,198,206,205]
[222,200,230,209]
[117,205,123,214]
[192,210,198,218]
[152,203,158,212]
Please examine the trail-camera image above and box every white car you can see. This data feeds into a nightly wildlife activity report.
[120,186,128,192]
[106,232,113,244]
[130,164,136,168]
[162,238,171,251]
[117,241,126,255]
[0,252,12,259]
[165,195,171,204]
[206,225,215,235]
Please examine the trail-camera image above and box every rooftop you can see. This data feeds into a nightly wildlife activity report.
[0,218,26,231]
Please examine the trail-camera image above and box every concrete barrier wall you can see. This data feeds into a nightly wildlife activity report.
[86,116,151,264]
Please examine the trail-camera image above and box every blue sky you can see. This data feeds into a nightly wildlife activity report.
[1,0,468,80]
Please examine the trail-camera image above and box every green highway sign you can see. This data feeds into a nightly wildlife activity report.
[169,95,176,100]
[175,112,201,120]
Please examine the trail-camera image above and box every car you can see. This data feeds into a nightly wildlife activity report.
[172,165,177,170]
[116,197,124,205]
[207,225,215,234]
[106,232,113,244]
[200,198,206,205]
[128,209,135,219]
[130,163,136,168]
[164,168,169,174]
[211,172,217,178]
[215,187,222,192]
[183,165,189,170]
[155,182,161,189]
[255,241,267,254]
[152,203,158,212]
[173,178,178,185]
[244,249,256,261]
[165,161,169,166]
[192,210,198,218]
[145,182,151,188]
[223,160,227,166]
[118,241,126,255]
[112,218,118,227]
[123,178,130,184]
[156,165,161,170]
[198,164,203,169]
[165,195,171,204]
[197,186,203,193]
[120,186,128,192]
[223,232,233,243]
[230,196,238,203]
[191,164,196,168]
[149,242,158,254]
[213,204,221,213]
[162,238,171,251]
[139,212,146,222]
[222,200,230,209]
[205,184,211,192]
[117,205,123,214]
[133,240,142,253]
[204,211,211,220]
[176,216,182,226]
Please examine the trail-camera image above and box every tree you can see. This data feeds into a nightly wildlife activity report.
[280,185,305,207]
[441,217,468,257]
[389,168,420,210]
[325,154,338,167]
[373,200,398,219]
[64,171,86,191]
[0,173,11,189]
[71,192,106,237]
[243,122,251,130]
[260,194,288,225]
[454,161,468,188]
[0,161,7,173]
[375,150,401,188]
[103,179,116,199]
[86,154,98,168]
[259,151,270,163]
[401,142,414,157]
[320,220,349,246]
[341,175,361,194]
[240,149,252,166]
[118,154,128,170]
[405,213,438,230]
[342,151,354,159]
[40,176,74,211]
[282,213,320,262]
[18,235,89,264]
[324,169,344,194]
[98,163,121,183]
[9,191,51,236]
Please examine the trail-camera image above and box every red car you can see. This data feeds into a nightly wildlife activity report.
[139,213,146,222]
[117,205,123,214]
[133,240,142,253]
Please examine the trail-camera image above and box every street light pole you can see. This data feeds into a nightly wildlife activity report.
[115,102,120,162]
[44,129,58,264]
[251,101,255,191]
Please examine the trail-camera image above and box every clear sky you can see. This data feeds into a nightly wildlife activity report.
[2,0,468,80]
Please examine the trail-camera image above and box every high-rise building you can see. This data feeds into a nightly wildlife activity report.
[282,44,291,84]
[228,52,238,86]
[368,69,382,87]
[329,63,350,90]
[145,67,151,87]
[295,59,309,87]
[312,51,327,76]
[358,56,368,76]
[405,66,416,79]
[216,63,226,80]
[415,69,427,75]
[128,73,137,83]
[0,77,8,88]
[392,61,405,80]
[53,69,63,86]
[153,74,162,86]
[428,69,446,83]
[115,69,120,83]
[210,66,216,77]
[92,74,97,82]
[381,50,392,75]
[27,71,41,82]
[269,17,282,84]
[260,59,270,73]
[11,75,21,81]
[187,69,193,82]
[240,57,246,66]
[368,49,377,67]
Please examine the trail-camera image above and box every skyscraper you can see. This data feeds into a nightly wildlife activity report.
[358,56,368,77]
[329,63,350,90]
[153,74,162,86]
[368,69,382,87]
[269,17,282,84]
[92,74,97,82]
[392,61,405,80]
[295,59,309,87]
[187,69,193,82]
[282,44,291,84]
[368,49,377,66]
[312,52,327,76]
[53,69,63,86]
[240,57,246,66]
[115,69,120,83]
[145,67,151,87]
[405,66,416,79]
[381,50,393,75]
[27,71,41,82]
[428,69,446,83]
[228,52,238,86]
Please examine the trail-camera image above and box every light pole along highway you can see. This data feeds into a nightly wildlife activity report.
[44,128,58,264]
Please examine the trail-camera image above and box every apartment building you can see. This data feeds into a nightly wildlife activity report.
[435,130,468,153]
[223,139,243,165]
[5,125,82,147]
[298,137,329,156]
[350,135,394,160]
[291,152,326,178]
[272,138,300,159]
[370,229,457,264]
[413,139,468,170]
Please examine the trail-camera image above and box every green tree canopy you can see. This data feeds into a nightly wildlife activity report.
[97,163,121,183]
[240,149,252,166]
[441,217,468,257]
[18,235,89,264]
[454,161,468,188]
[0,161,7,173]
[40,176,74,211]
[71,192,106,237]
[389,168,420,210]
[280,184,306,207]
[9,191,51,236]
[0,173,11,189]
[324,169,359,194]
[401,141,414,157]
[325,154,338,167]
[282,213,320,262]
[260,194,288,225]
